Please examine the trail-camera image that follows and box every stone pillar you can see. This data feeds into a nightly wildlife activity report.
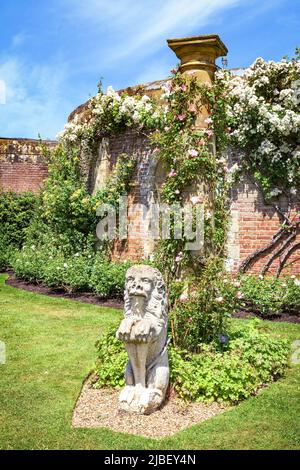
[167,34,227,77]
[167,34,228,126]
[167,35,228,256]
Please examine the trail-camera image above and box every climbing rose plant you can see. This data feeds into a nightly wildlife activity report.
[58,85,164,151]
[220,55,300,198]
[55,53,299,277]
[218,52,300,275]
[150,69,232,277]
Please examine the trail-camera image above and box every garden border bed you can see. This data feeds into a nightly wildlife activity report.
[5,271,124,309]
[4,271,300,323]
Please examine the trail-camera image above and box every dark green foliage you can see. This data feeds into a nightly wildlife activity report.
[11,247,130,298]
[0,192,38,248]
[89,254,131,298]
[0,191,38,270]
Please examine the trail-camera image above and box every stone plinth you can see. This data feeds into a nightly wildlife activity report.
[167,34,228,82]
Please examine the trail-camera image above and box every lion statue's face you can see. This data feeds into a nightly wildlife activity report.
[125,266,155,301]
[124,265,167,322]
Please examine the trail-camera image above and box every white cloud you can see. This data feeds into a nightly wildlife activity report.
[0,57,71,139]
[62,0,241,65]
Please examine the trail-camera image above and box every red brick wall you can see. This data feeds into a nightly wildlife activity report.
[1,135,299,275]
[0,138,55,193]
[229,179,300,275]
[96,133,300,274]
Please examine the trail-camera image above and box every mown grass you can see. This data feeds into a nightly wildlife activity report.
[0,273,299,450]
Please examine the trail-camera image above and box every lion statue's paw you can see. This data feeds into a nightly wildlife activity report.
[119,385,136,410]
[138,388,164,415]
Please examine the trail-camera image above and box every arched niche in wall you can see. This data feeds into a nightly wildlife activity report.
[153,158,168,202]
[88,138,111,195]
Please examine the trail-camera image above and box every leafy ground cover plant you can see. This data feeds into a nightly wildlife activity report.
[94,319,289,404]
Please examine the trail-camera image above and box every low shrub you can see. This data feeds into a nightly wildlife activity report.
[12,245,48,282]
[93,319,289,404]
[239,275,300,316]
[89,255,131,298]
[59,253,95,293]
[170,271,238,351]
[170,320,289,402]
[94,328,128,389]
[11,247,130,297]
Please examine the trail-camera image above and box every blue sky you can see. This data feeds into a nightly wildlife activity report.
[0,0,299,140]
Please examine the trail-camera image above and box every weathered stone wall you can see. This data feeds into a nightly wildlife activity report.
[0,138,55,193]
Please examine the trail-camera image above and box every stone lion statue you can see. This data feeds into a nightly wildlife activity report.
[116,265,169,414]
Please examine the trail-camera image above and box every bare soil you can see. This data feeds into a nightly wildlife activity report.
[233,309,300,324]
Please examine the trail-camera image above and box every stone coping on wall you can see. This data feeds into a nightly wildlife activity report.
[0,137,57,163]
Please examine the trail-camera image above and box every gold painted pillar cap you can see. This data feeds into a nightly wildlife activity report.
[167,34,228,75]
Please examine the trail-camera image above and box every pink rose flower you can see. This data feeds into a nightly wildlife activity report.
[237,291,244,299]
[181,84,187,92]
[188,317,193,323]
[188,104,197,113]
[188,149,199,158]
[170,68,178,75]
[190,196,203,205]
[204,129,213,138]
[177,114,186,121]
[204,117,213,125]
[169,169,177,178]
[179,294,189,303]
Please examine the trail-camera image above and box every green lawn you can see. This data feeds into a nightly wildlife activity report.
[0,273,299,450]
